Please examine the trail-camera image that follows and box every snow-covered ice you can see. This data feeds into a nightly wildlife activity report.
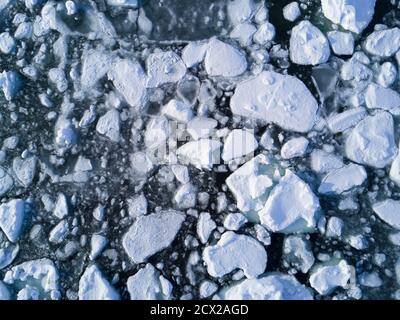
[203,231,267,279]
[290,21,330,66]
[122,210,185,263]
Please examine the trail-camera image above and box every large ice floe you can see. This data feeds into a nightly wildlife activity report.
[0,0,400,301]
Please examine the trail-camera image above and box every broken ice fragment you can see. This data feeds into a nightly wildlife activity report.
[197,212,216,244]
[54,193,69,219]
[174,183,197,209]
[226,154,277,218]
[280,137,309,160]
[283,2,301,22]
[146,51,186,88]
[223,213,248,231]
[222,129,258,162]
[108,58,147,111]
[327,31,354,56]
[364,84,400,114]
[96,109,120,142]
[259,170,321,233]
[181,41,208,68]
[177,139,222,170]
[0,71,20,101]
[372,200,400,230]
[0,166,14,196]
[327,108,366,133]
[122,210,185,263]
[89,234,108,260]
[220,274,313,300]
[365,28,400,58]
[186,117,217,140]
[204,38,247,78]
[78,264,120,300]
[230,71,319,132]
[0,199,27,242]
[0,32,16,54]
[309,260,352,295]
[290,21,330,66]
[203,231,267,279]
[4,258,60,300]
[318,163,367,195]
[12,156,37,188]
[127,264,172,300]
[345,111,397,168]
[321,0,376,34]
[162,99,193,123]
[283,235,315,273]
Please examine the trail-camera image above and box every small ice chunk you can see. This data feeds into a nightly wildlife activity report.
[54,193,69,219]
[177,139,221,170]
[127,194,147,218]
[89,234,108,260]
[174,183,196,209]
[224,213,248,231]
[78,264,120,300]
[81,50,114,89]
[365,27,400,57]
[0,71,20,101]
[122,210,185,263]
[377,62,397,88]
[231,71,319,133]
[197,212,217,244]
[12,156,37,187]
[348,234,368,250]
[127,264,172,300]
[108,58,147,110]
[181,41,208,68]
[4,258,60,300]
[326,217,344,238]
[96,109,120,142]
[364,84,400,114]
[144,116,170,150]
[321,0,376,34]
[327,31,354,55]
[318,163,367,195]
[345,111,397,168]
[187,117,217,140]
[93,205,105,222]
[222,129,258,162]
[162,99,193,123]
[14,22,33,40]
[253,22,275,45]
[390,154,400,186]
[0,199,26,242]
[65,1,76,15]
[221,274,313,300]
[310,150,343,173]
[146,51,186,88]
[290,21,330,66]
[372,199,400,230]
[0,32,15,54]
[0,243,19,269]
[48,68,68,93]
[309,260,352,295]
[283,235,315,273]
[49,220,69,244]
[327,108,366,133]
[227,0,255,25]
[230,23,257,46]
[283,2,301,22]
[203,231,267,279]
[199,280,218,298]
[74,156,92,172]
[226,154,277,216]
[281,137,309,159]
[260,170,321,233]
[171,165,190,184]
[204,38,247,78]
[0,167,13,196]
[54,117,77,148]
